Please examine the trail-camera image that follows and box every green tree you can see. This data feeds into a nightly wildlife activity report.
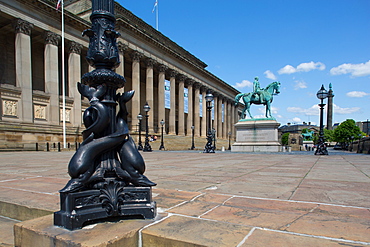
[324,129,334,142]
[333,119,365,144]
[281,132,289,145]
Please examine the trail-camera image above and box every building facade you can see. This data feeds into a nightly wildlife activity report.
[0,0,241,149]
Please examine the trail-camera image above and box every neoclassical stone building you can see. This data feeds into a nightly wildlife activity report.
[0,0,241,149]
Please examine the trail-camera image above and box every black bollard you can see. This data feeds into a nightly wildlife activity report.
[58,142,61,152]
[36,143,38,151]
[46,142,50,152]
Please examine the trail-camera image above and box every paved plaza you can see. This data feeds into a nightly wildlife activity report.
[0,150,369,246]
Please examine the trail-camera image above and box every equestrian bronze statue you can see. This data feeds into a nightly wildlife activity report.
[235,77,280,119]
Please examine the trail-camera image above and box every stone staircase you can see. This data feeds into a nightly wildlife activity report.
[134,134,232,151]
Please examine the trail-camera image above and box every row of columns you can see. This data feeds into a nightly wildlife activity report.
[120,46,238,138]
[13,18,84,127]
[11,18,239,139]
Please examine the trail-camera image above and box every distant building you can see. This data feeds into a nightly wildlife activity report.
[357,120,370,136]
[279,122,319,135]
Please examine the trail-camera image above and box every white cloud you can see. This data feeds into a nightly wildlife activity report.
[292,117,302,123]
[278,61,326,74]
[264,70,277,80]
[333,104,360,114]
[234,80,253,89]
[294,80,307,90]
[287,105,319,116]
[330,60,370,77]
[297,61,325,72]
[278,65,296,74]
[346,91,369,98]
[287,104,361,116]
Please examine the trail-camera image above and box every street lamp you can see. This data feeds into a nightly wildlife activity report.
[315,85,328,155]
[228,131,232,150]
[159,119,165,150]
[212,128,216,150]
[204,89,215,153]
[357,133,362,153]
[137,113,143,150]
[350,136,354,152]
[190,126,195,150]
[143,102,152,152]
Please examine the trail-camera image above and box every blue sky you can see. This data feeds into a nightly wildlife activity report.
[117,0,370,126]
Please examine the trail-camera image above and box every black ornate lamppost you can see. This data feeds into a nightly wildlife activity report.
[315,85,328,155]
[212,128,216,150]
[143,102,152,152]
[357,133,362,153]
[137,113,143,150]
[159,119,165,150]
[204,90,215,153]
[54,0,156,230]
[228,131,232,150]
[190,125,195,150]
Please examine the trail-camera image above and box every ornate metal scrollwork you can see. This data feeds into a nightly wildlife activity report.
[54,0,156,230]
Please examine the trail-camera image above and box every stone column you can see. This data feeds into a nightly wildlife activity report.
[223,99,227,139]
[68,41,83,127]
[213,93,218,137]
[177,74,186,136]
[14,19,34,123]
[327,85,334,130]
[157,65,167,127]
[146,58,155,132]
[169,70,177,134]
[131,51,142,130]
[230,101,236,141]
[116,41,127,95]
[193,82,201,137]
[227,99,232,138]
[44,31,60,125]
[217,95,223,138]
[201,87,207,137]
[186,79,194,136]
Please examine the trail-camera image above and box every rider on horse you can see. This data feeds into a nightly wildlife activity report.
[253,77,264,103]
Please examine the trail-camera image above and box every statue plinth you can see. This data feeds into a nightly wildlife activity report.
[231,119,281,152]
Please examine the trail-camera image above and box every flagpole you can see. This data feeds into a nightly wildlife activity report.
[61,0,66,149]
[156,0,158,30]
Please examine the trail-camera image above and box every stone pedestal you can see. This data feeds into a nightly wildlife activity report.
[231,119,281,152]
[54,183,156,230]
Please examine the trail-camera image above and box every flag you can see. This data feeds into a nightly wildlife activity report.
[56,0,62,10]
[152,0,158,13]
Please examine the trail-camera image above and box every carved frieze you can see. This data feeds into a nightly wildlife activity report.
[13,19,33,36]
[130,51,143,62]
[146,58,155,68]
[44,31,60,46]
[194,82,202,90]
[117,41,128,53]
[169,69,178,78]
[60,108,71,122]
[177,74,187,82]
[2,100,18,117]
[34,104,46,120]
[69,41,83,54]
[158,64,167,73]
[186,79,195,87]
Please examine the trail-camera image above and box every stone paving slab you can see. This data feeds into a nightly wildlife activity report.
[0,151,369,246]
[142,215,253,247]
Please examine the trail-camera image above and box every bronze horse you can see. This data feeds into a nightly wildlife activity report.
[235,81,280,119]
